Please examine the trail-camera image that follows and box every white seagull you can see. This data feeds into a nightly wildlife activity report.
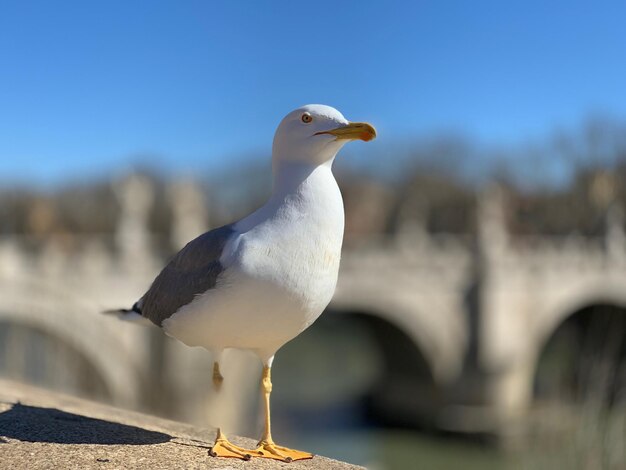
[110,104,376,462]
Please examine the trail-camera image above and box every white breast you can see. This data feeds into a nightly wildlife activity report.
[163,163,344,361]
[235,164,344,312]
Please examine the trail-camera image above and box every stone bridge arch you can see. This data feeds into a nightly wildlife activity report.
[529,279,626,404]
[327,309,442,427]
[274,305,445,430]
[533,301,626,402]
[491,276,626,422]
[533,277,626,357]
[0,278,146,408]
[331,289,466,384]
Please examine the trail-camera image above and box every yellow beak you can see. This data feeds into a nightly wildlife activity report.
[315,121,377,142]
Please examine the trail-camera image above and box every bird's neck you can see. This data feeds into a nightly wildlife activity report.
[236,158,343,234]
[271,159,335,197]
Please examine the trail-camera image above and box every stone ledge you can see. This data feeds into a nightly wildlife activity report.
[0,380,363,469]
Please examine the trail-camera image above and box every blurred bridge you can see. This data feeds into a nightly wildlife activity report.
[1,175,625,438]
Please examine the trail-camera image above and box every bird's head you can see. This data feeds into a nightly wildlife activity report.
[272,104,376,166]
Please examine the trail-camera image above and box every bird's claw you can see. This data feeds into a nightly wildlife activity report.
[253,440,313,462]
[208,429,252,460]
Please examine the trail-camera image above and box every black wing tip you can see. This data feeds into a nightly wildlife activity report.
[131,301,142,314]
[102,302,142,315]
[102,309,124,315]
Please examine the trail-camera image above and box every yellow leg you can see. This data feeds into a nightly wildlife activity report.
[212,361,224,391]
[208,428,252,460]
[208,364,313,462]
[252,365,313,462]
[207,363,250,460]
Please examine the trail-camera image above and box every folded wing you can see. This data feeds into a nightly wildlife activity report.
[138,224,236,326]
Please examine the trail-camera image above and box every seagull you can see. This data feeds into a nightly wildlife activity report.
[109,104,376,462]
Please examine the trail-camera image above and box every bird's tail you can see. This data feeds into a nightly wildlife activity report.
[102,302,153,326]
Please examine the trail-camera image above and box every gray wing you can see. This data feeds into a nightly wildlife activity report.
[139,224,236,326]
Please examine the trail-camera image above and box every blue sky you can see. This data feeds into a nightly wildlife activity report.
[1,1,626,186]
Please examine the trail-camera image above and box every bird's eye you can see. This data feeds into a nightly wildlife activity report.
[301,113,313,124]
